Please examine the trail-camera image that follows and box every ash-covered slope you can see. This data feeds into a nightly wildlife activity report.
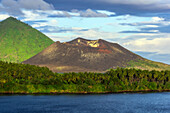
[23,38,143,72]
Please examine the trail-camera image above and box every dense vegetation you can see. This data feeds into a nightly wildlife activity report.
[0,17,54,63]
[127,59,170,71]
[0,61,169,93]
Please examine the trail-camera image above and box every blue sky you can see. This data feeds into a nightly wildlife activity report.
[0,0,170,64]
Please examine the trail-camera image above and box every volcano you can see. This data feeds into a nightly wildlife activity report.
[23,38,145,72]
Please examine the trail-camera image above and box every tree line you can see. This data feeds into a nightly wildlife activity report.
[0,61,169,93]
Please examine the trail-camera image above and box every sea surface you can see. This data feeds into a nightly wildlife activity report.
[0,92,170,113]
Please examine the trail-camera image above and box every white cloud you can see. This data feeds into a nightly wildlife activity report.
[130,17,166,26]
[145,25,159,28]
[123,35,170,54]
[21,9,111,21]
[152,17,165,22]
[120,16,169,31]
[0,14,10,20]
[72,29,119,41]
[97,10,116,15]
[149,30,159,32]
[37,10,71,17]
[115,14,132,20]
[21,10,53,21]
[32,23,48,28]
[43,28,119,42]
[43,8,112,17]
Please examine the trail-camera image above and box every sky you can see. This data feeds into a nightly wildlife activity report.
[0,0,170,64]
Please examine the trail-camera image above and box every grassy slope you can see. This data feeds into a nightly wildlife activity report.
[0,17,54,63]
[127,59,170,71]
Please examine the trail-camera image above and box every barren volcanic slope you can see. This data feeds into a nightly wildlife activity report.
[0,17,54,63]
[23,38,144,72]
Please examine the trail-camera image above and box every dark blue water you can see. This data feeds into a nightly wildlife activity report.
[0,93,170,113]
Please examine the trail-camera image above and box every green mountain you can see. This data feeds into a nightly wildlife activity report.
[0,17,54,63]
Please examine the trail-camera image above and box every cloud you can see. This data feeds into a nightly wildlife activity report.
[152,17,165,21]
[97,10,116,16]
[71,9,108,17]
[0,0,115,17]
[123,36,170,54]
[140,25,170,33]
[121,17,166,26]
[99,0,161,5]
[20,9,113,21]
[42,27,119,42]
[44,0,170,16]
[0,14,10,20]
[21,10,45,21]
[46,8,113,17]
[3,0,169,17]
[120,16,170,33]
[0,0,54,15]
[38,10,71,17]
[44,34,71,42]
[72,29,119,41]
[20,9,113,22]
[16,0,54,10]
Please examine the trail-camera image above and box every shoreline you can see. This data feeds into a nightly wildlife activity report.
[0,90,169,95]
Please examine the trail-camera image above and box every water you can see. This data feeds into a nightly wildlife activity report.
[0,93,170,113]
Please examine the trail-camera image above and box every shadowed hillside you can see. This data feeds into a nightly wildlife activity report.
[23,38,145,72]
[0,17,54,63]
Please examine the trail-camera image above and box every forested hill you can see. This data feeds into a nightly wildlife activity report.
[0,61,169,93]
[0,17,54,63]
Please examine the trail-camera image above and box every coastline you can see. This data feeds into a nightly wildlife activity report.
[0,90,170,95]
